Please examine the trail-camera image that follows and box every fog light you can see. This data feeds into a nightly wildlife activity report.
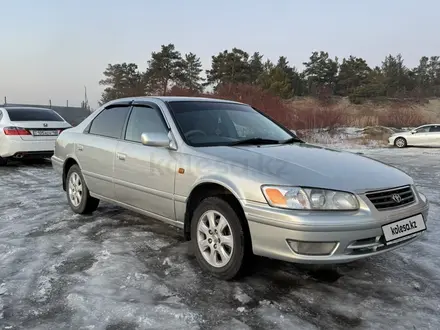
[287,240,337,256]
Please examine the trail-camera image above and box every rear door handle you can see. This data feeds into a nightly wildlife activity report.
[117,153,126,160]
[77,144,83,151]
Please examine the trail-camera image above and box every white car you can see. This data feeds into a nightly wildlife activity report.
[0,106,71,165]
[388,124,440,148]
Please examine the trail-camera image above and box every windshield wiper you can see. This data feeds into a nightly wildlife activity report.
[280,137,303,144]
[229,138,280,146]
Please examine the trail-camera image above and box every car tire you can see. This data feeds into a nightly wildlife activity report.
[66,164,99,214]
[394,137,407,148]
[0,157,7,166]
[191,196,247,280]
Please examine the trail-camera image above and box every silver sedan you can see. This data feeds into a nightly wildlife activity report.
[51,96,430,280]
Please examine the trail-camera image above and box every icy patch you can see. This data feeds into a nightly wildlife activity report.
[234,287,252,304]
[33,275,53,303]
[258,305,318,329]
[0,283,7,295]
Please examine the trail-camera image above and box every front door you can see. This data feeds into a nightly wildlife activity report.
[409,126,431,146]
[113,104,177,220]
[428,125,440,146]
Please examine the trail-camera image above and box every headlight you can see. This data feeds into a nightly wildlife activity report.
[261,185,359,210]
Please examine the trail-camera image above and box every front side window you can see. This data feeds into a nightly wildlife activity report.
[167,101,294,147]
[6,108,64,121]
[125,106,168,143]
[429,125,440,132]
[89,106,130,139]
[415,126,430,133]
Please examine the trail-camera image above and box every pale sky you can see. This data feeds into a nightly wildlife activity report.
[1,0,439,108]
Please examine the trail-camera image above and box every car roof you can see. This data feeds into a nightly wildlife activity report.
[107,96,245,105]
[3,106,54,111]
[418,123,440,127]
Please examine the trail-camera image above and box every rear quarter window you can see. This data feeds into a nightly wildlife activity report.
[6,108,64,121]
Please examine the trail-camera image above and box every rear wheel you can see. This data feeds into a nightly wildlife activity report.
[66,164,99,214]
[394,137,407,148]
[191,197,247,280]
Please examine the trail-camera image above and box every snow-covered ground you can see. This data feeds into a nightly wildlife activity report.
[298,126,396,151]
[0,146,439,329]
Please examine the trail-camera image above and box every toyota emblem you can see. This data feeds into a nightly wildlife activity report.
[392,193,402,203]
[43,123,48,127]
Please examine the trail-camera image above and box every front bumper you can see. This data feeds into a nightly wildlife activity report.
[243,191,429,264]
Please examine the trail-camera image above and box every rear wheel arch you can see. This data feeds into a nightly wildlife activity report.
[63,157,79,191]
[183,182,251,247]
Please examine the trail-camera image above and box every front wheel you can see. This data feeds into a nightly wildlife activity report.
[66,164,100,214]
[394,137,407,148]
[191,197,247,280]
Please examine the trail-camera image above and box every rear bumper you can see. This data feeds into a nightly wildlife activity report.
[0,137,56,158]
[51,155,64,175]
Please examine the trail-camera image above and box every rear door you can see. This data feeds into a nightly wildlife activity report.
[76,103,131,199]
[5,108,71,141]
[113,103,177,219]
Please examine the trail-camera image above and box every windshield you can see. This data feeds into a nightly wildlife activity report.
[166,101,296,147]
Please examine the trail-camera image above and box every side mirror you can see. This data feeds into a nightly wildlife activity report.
[411,130,416,134]
[141,132,172,148]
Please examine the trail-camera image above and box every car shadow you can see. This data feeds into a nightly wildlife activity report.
[2,158,53,167]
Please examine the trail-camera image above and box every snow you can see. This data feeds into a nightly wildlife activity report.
[0,146,439,329]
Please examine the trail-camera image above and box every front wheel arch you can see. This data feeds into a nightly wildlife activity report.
[394,137,407,148]
[183,182,252,251]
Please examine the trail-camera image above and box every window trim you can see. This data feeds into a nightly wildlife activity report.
[86,103,132,140]
[122,104,169,144]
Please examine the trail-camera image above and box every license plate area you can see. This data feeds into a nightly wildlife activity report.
[32,130,58,136]
[382,214,426,244]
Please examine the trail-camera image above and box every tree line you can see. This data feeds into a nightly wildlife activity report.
[99,43,440,105]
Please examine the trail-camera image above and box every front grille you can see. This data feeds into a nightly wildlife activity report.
[365,185,415,210]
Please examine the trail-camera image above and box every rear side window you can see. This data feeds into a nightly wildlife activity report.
[89,106,130,139]
[6,108,64,121]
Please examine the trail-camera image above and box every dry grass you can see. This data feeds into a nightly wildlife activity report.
[168,84,440,130]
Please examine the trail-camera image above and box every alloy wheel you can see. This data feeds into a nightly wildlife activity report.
[68,172,83,207]
[196,210,234,268]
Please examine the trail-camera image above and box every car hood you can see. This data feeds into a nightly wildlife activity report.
[198,143,413,193]
[391,131,412,137]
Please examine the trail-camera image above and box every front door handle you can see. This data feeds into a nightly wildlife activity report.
[117,153,126,160]
[77,144,83,151]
